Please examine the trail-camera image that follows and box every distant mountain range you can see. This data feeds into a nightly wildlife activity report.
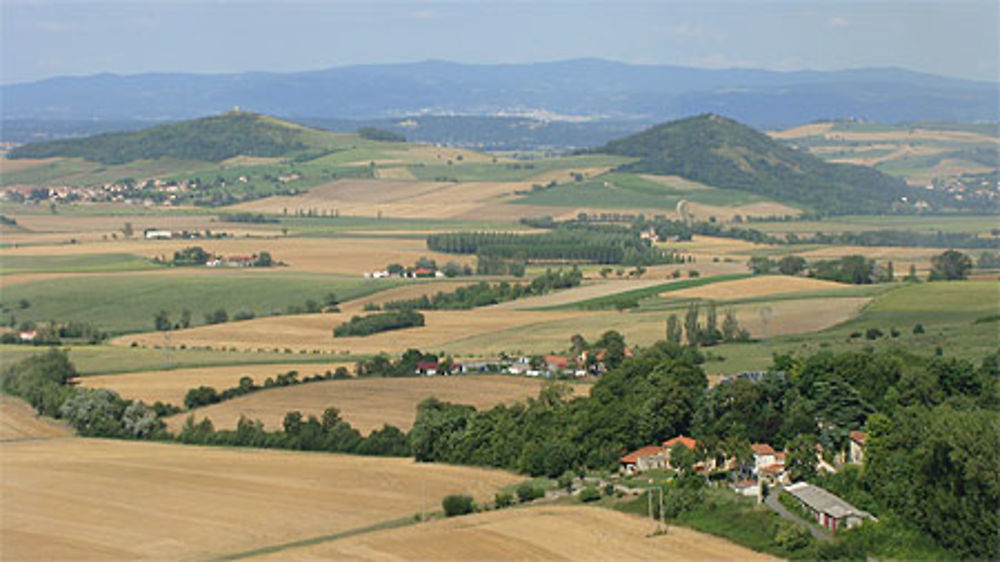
[3,59,996,128]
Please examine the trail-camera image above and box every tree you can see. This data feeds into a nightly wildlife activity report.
[905,264,920,282]
[683,303,701,346]
[283,411,304,435]
[205,308,228,324]
[777,255,806,276]
[253,251,273,267]
[122,222,134,238]
[748,256,773,274]
[179,309,192,329]
[703,301,721,345]
[442,495,475,517]
[669,442,696,474]
[929,250,972,281]
[785,434,818,482]
[154,310,171,331]
[665,314,682,344]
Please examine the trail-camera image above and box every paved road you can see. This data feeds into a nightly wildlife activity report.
[764,488,832,541]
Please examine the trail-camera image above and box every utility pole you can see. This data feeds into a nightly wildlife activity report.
[659,487,666,534]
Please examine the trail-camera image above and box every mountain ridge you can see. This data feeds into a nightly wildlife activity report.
[4,59,995,127]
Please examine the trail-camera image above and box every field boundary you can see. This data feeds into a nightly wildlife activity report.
[218,516,418,560]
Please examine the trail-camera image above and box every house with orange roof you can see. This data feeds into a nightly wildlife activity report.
[620,445,667,475]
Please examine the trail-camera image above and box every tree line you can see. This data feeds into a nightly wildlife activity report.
[427,228,681,266]
[380,269,583,311]
[333,310,425,337]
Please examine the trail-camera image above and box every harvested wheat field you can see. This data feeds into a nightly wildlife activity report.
[337,280,478,314]
[374,166,418,180]
[687,200,802,221]
[768,122,835,139]
[0,438,520,561]
[0,236,470,275]
[490,279,671,310]
[662,275,848,300]
[114,308,595,355]
[230,178,527,219]
[79,362,353,406]
[166,375,589,434]
[445,297,870,355]
[0,157,63,173]
[0,395,72,441]
[257,505,778,561]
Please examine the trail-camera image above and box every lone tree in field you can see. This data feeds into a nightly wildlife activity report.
[929,250,972,281]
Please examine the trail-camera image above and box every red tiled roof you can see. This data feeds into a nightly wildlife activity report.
[412,268,433,275]
[761,463,785,473]
[775,452,787,462]
[621,445,664,464]
[732,479,758,488]
[544,355,569,368]
[416,361,439,371]
[662,435,697,450]
[751,443,776,456]
[850,430,867,444]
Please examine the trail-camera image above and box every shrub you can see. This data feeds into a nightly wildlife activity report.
[516,482,544,503]
[494,492,514,509]
[774,520,812,551]
[579,486,601,503]
[442,494,475,517]
[865,327,883,340]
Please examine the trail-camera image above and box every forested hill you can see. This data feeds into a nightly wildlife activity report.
[596,114,912,215]
[6,112,326,164]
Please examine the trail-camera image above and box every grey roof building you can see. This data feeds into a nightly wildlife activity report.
[784,481,874,532]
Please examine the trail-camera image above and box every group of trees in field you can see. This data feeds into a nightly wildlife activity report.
[427,227,680,266]
[747,249,976,283]
[665,301,750,347]
[183,368,349,409]
[380,268,583,311]
[1,349,169,439]
[158,246,276,268]
[176,408,410,457]
[333,310,425,337]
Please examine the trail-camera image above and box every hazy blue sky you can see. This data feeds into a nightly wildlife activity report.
[3,1,997,84]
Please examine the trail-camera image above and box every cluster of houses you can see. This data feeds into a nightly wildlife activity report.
[620,431,873,533]
[365,267,446,279]
[205,255,257,268]
[2,178,196,205]
[415,348,634,378]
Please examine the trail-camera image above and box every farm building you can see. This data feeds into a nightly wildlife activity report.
[415,361,441,376]
[783,482,874,532]
[144,229,172,239]
[620,445,667,475]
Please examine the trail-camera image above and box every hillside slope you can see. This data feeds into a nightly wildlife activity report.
[7,111,335,164]
[597,114,912,214]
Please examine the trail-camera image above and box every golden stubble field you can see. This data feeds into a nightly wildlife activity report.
[0,438,521,561]
[230,178,528,219]
[0,235,472,276]
[258,505,779,561]
[79,362,354,406]
[163,375,591,434]
[662,275,849,300]
[0,395,72,441]
[113,308,598,355]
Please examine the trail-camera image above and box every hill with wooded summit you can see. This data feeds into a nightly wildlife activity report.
[596,114,913,214]
[6,111,346,165]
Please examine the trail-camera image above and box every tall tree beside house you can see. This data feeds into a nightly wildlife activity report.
[669,442,696,475]
[665,314,682,345]
[928,250,973,281]
[784,434,819,482]
[683,303,701,346]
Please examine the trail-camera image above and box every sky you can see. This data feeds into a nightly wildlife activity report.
[2,0,997,85]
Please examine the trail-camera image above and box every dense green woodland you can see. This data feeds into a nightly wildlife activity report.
[595,114,913,215]
[409,343,998,559]
[8,112,312,164]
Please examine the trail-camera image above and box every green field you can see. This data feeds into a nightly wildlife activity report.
[705,280,999,373]
[750,214,1000,235]
[513,173,777,210]
[0,253,161,274]
[1,272,403,333]
[407,155,633,182]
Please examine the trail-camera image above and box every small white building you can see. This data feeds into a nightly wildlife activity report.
[144,229,173,240]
